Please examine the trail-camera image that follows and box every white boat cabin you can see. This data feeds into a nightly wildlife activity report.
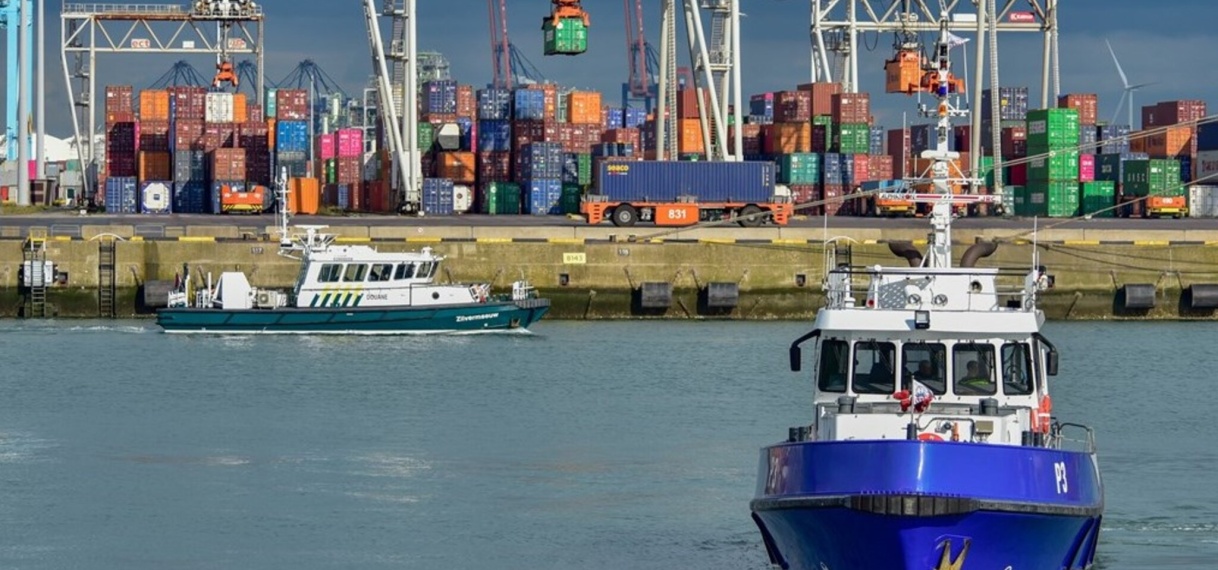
[290,244,488,309]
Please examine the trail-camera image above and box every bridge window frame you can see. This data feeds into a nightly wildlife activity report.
[342,263,368,283]
[1001,342,1035,396]
[817,339,850,393]
[952,342,998,396]
[852,340,897,395]
[317,263,342,283]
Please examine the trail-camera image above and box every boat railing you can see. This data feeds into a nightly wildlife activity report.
[823,266,1038,311]
[1051,422,1097,454]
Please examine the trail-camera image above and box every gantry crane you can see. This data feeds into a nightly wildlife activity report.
[488,0,547,90]
[364,0,419,213]
[622,0,659,111]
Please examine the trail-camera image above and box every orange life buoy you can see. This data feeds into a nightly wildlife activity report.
[918,432,943,442]
[1036,395,1053,434]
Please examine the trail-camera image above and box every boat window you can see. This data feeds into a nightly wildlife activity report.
[394,263,416,280]
[852,341,896,395]
[368,263,394,282]
[417,262,435,279]
[817,340,849,393]
[953,343,997,396]
[317,263,342,283]
[1001,342,1034,395]
[902,343,946,395]
[343,264,368,282]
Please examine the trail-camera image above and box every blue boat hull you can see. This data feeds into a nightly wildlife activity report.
[751,440,1103,570]
[155,299,550,334]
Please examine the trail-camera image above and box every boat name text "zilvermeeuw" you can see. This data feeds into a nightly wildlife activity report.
[455,313,500,323]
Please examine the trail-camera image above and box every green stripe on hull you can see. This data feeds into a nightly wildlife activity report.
[155,302,551,335]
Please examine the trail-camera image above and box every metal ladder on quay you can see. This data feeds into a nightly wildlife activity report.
[98,238,117,318]
[23,230,49,318]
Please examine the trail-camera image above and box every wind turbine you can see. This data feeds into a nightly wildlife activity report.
[1106,39,1155,127]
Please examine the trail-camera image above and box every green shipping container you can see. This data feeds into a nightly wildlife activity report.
[479,182,521,215]
[561,183,583,215]
[1027,150,1080,182]
[418,123,435,153]
[812,115,834,127]
[978,156,1005,187]
[324,159,336,184]
[577,153,593,186]
[1027,180,1080,217]
[1025,108,1079,149]
[543,18,588,55]
[833,123,870,154]
[1122,159,1183,197]
[1079,181,1116,218]
[778,153,821,184]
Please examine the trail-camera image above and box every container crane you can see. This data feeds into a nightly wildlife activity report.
[621,0,658,110]
[488,0,547,89]
[147,60,212,89]
[192,0,261,90]
[543,0,589,56]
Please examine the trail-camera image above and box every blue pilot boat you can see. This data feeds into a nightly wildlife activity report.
[749,10,1103,570]
[156,175,549,334]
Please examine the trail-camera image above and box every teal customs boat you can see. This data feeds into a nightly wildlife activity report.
[156,175,549,335]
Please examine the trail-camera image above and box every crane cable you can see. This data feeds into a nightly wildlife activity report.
[631,113,1218,243]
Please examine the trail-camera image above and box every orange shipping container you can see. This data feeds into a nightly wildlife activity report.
[233,93,248,124]
[763,122,812,154]
[678,119,705,155]
[1057,93,1098,126]
[884,51,924,95]
[138,89,171,121]
[567,91,603,124]
[289,177,320,215]
[1145,126,1193,158]
[138,151,172,181]
[437,151,476,183]
[1130,131,1146,154]
[267,119,277,151]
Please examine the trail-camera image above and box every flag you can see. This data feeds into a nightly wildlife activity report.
[946,32,970,49]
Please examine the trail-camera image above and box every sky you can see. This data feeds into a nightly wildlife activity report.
[3,0,1218,138]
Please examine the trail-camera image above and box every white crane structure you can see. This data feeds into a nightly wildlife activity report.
[655,0,744,162]
[363,0,420,213]
[809,0,1059,212]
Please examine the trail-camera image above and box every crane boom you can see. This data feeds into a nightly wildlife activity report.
[362,0,415,211]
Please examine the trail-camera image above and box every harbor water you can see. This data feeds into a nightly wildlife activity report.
[0,320,1214,569]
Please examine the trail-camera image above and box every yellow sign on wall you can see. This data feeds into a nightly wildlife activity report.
[562,253,587,265]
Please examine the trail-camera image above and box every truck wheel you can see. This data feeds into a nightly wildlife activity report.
[612,205,638,227]
[738,205,764,227]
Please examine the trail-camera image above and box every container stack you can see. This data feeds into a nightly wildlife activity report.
[104,85,138,212]
[476,87,515,214]
[1020,108,1080,217]
[168,86,207,213]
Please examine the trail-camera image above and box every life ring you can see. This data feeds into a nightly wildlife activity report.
[918,432,943,442]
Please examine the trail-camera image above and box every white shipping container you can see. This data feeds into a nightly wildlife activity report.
[205,92,234,123]
[1188,185,1218,218]
[1194,150,1218,182]
[452,184,473,213]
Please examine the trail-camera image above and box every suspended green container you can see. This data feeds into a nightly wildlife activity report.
[1079,181,1116,218]
[561,183,583,215]
[479,182,521,215]
[418,123,435,153]
[778,153,821,185]
[1025,108,1079,149]
[833,123,870,154]
[543,18,588,55]
[1027,150,1080,182]
[1122,159,1183,197]
[576,153,593,186]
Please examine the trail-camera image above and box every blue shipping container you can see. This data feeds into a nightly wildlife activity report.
[104,177,138,213]
[277,157,309,178]
[869,126,886,155]
[982,87,1030,122]
[910,124,953,154]
[1179,155,1193,183]
[275,121,310,153]
[457,118,476,151]
[1198,122,1218,152]
[522,178,563,215]
[424,80,457,115]
[1079,125,1099,151]
[514,89,546,121]
[594,161,776,203]
[173,150,206,182]
[211,181,245,214]
[478,120,512,152]
[337,184,351,210]
[517,142,564,180]
[139,181,174,214]
[749,94,774,121]
[422,178,455,215]
[173,181,209,214]
[1098,124,1132,155]
[477,88,512,121]
[604,107,624,130]
[624,107,648,129]
[592,143,633,158]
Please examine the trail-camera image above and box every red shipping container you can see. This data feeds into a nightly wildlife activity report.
[106,111,136,125]
[822,184,848,216]
[138,120,170,152]
[811,125,830,153]
[1145,125,1193,158]
[424,112,458,125]
[169,86,207,120]
[210,148,247,180]
[775,90,812,123]
[456,85,476,118]
[1058,94,1099,126]
[203,122,237,151]
[798,82,843,118]
[677,89,702,119]
[105,85,134,121]
[172,120,204,151]
[477,151,512,182]
[318,133,336,160]
[336,156,363,184]
[789,184,820,211]
[852,154,872,184]
[831,92,871,124]
[1008,162,1028,186]
[511,120,559,151]
[1079,154,1095,182]
[868,155,895,181]
[248,104,264,123]
[602,128,643,150]
[727,125,762,155]
[337,128,363,157]
[238,122,269,150]
[1001,126,1027,159]
[1144,100,1207,128]
[276,89,310,121]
